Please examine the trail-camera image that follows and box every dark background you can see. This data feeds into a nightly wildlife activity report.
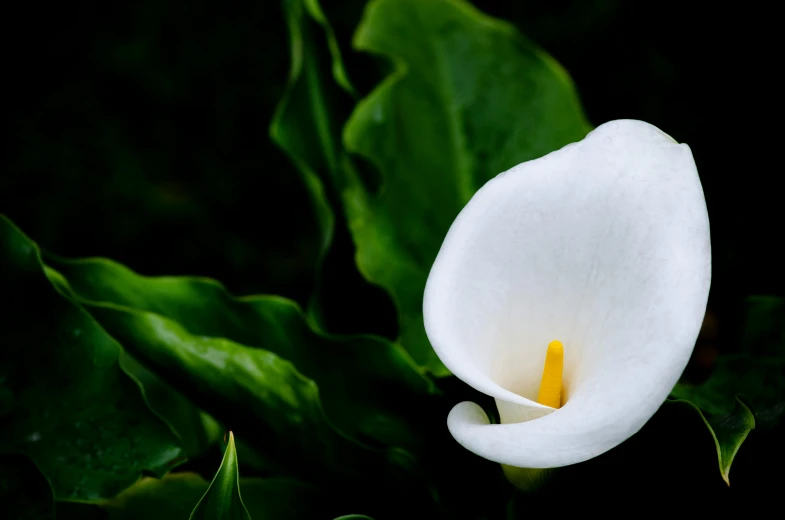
[2,0,783,511]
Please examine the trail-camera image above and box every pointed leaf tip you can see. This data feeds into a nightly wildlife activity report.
[189,431,251,520]
[670,295,784,483]
[669,397,755,485]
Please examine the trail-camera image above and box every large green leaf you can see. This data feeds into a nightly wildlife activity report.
[119,353,223,459]
[37,286,434,514]
[342,0,592,374]
[189,432,250,520]
[56,294,388,480]
[671,296,785,482]
[48,256,434,450]
[44,266,222,460]
[4,212,436,514]
[43,262,436,512]
[0,216,184,501]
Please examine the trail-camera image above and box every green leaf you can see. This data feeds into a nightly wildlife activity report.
[189,432,250,520]
[5,218,437,513]
[271,0,354,213]
[58,472,327,520]
[119,353,223,458]
[0,216,184,501]
[668,397,755,485]
[271,0,398,338]
[334,516,374,520]
[43,265,435,501]
[48,256,434,451]
[0,454,54,520]
[270,0,340,326]
[342,0,592,374]
[60,296,375,479]
[671,296,785,482]
[47,257,439,514]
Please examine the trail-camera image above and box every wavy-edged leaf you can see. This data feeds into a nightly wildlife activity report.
[270,0,338,325]
[342,0,592,374]
[49,264,440,515]
[271,0,354,215]
[58,472,327,520]
[120,354,223,459]
[0,216,184,500]
[61,297,372,479]
[271,0,358,202]
[9,219,438,513]
[48,256,434,450]
[271,0,397,337]
[671,296,785,482]
[0,453,54,520]
[190,432,250,520]
[42,273,435,507]
[47,268,222,460]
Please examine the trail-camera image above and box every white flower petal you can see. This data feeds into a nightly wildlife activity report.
[423,120,710,468]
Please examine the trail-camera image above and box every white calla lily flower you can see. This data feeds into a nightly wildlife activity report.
[423,119,711,470]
